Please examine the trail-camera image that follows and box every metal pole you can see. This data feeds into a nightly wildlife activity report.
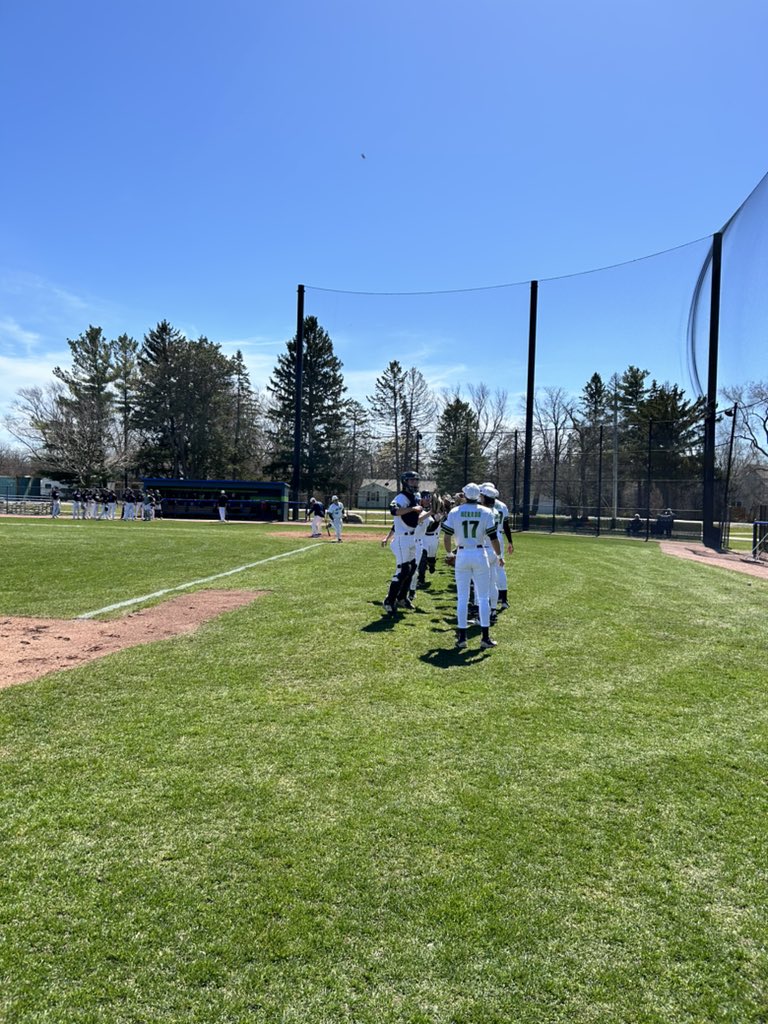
[551,426,558,533]
[522,280,538,531]
[645,418,653,542]
[612,389,619,528]
[721,403,738,548]
[512,429,519,531]
[702,232,723,549]
[291,284,305,521]
[596,424,604,537]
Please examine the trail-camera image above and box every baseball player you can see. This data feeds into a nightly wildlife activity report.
[217,490,229,522]
[442,482,504,650]
[479,484,502,622]
[480,480,514,609]
[416,492,445,587]
[306,496,325,537]
[382,470,427,613]
[327,495,345,542]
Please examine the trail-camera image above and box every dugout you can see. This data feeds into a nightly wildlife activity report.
[142,478,289,521]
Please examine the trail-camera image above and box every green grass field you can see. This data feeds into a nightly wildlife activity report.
[1,518,767,1023]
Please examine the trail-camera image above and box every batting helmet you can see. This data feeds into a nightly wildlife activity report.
[401,471,419,493]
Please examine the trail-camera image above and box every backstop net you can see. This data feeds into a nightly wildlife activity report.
[301,172,768,539]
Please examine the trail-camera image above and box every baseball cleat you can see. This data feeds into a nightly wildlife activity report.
[382,600,395,613]
[397,598,415,610]
[498,600,509,610]
[455,637,468,649]
[480,637,498,649]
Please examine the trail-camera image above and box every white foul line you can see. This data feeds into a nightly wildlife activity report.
[77,544,320,620]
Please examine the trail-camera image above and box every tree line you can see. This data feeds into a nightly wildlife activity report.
[4,316,766,514]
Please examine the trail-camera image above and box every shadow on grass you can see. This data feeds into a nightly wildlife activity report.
[419,646,489,668]
[360,603,418,632]
[361,616,399,632]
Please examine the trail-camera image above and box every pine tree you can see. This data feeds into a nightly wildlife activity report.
[51,325,118,483]
[265,316,346,498]
[134,321,235,478]
[433,396,486,494]
[228,350,265,479]
[400,367,436,472]
[635,381,705,508]
[367,360,406,479]
[111,333,139,487]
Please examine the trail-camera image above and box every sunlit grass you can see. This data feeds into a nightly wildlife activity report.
[1,522,767,1023]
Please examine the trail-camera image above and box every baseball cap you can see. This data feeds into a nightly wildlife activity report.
[462,482,481,501]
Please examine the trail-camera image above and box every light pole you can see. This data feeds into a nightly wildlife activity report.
[721,403,738,548]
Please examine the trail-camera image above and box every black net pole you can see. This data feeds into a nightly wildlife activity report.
[522,280,538,531]
[645,418,653,542]
[291,285,305,521]
[512,430,519,530]
[551,428,559,534]
[702,232,723,549]
[596,424,604,536]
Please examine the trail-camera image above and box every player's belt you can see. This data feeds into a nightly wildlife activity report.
[402,530,414,535]
[457,545,483,549]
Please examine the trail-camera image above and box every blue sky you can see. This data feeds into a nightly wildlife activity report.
[1,0,767,443]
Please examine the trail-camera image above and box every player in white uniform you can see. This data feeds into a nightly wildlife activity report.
[383,471,427,614]
[408,492,433,601]
[442,482,504,650]
[415,492,441,588]
[480,480,514,610]
[327,495,345,542]
[479,484,502,622]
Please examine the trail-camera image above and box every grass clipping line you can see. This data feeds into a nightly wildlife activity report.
[0,590,265,688]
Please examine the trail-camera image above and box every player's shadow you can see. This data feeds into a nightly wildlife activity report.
[419,647,488,668]
[361,603,423,632]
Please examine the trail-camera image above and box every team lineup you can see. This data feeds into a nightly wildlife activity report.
[380,471,513,652]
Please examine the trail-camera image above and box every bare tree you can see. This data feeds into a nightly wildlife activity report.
[5,382,118,482]
[723,381,768,460]
[468,382,509,456]
[533,387,572,465]
[0,442,32,476]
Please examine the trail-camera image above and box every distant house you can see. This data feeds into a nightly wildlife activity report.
[356,478,437,509]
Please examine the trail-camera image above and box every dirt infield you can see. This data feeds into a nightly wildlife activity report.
[0,590,265,689]
[660,541,768,580]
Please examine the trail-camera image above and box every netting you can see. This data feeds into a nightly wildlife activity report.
[300,172,768,539]
[688,170,768,399]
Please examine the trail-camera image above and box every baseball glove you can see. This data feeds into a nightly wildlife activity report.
[445,552,456,566]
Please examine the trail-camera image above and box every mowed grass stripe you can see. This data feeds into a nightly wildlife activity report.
[77,543,321,618]
[0,519,319,618]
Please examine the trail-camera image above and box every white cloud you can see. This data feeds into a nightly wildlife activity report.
[0,318,42,354]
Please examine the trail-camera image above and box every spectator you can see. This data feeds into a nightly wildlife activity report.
[658,508,674,538]
[627,513,643,536]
